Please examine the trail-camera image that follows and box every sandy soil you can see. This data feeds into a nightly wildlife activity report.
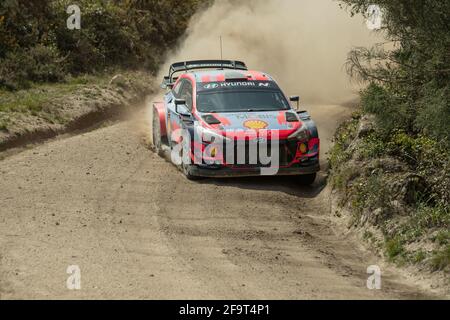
[0,102,441,299]
[0,72,153,152]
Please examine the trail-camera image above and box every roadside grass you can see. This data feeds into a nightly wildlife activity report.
[329,113,359,171]
[431,245,450,272]
[432,230,450,246]
[353,165,447,270]
[385,236,406,263]
[0,74,109,131]
[0,121,8,132]
[329,110,450,273]
[383,204,449,267]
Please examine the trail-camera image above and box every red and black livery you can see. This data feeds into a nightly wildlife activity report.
[152,60,320,184]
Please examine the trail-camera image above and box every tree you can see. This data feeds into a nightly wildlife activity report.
[340,0,450,143]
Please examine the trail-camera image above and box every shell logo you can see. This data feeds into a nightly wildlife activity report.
[244,119,268,130]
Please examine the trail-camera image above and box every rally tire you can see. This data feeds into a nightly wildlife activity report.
[181,163,203,181]
[298,173,316,186]
[177,138,203,181]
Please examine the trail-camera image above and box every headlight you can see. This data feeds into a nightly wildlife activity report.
[288,122,309,141]
[195,126,231,143]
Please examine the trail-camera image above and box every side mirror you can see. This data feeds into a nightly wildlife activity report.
[290,95,300,109]
[161,76,175,89]
[174,99,190,116]
[175,98,186,106]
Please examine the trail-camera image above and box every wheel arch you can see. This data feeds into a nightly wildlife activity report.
[153,102,167,140]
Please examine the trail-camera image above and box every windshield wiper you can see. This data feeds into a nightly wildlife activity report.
[246,108,276,112]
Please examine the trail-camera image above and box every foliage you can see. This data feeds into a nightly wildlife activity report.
[329,113,449,271]
[340,0,450,145]
[431,245,450,271]
[0,44,66,90]
[0,71,149,132]
[329,113,359,169]
[0,0,208,90]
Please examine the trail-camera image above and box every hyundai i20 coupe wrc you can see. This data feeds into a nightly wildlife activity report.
[152,60,320,184]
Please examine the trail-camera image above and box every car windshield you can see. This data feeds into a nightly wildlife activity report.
[196,90,290,113]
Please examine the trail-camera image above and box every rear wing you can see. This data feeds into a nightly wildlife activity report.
[161,60,247,88]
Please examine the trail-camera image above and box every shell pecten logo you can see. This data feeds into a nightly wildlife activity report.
[243,119,268,130]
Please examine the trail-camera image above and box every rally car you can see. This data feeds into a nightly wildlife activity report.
[152,60,320,184]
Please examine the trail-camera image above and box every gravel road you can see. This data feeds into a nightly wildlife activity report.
[0,102,435,299]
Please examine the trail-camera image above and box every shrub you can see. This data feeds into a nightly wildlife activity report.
[341,1,450,146]
[385,236,405,261]
[430,245,450,271]
[0,45,66,90]
[0,0,208,89]
[358,133,385,159]
[329,117,358,169]
[415,82,450,145]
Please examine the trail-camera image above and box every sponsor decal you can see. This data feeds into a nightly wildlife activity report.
[235,113,276,120]
[244,119,268,130]
[202,81,273,90]
[221,81,256,88]
[298,143,308,154]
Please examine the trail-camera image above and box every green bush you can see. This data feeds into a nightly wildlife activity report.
[0,45,66,90]
[329,117,358,169]
[335,0,449,272]
[361,83,412,135]
[385,236,405,261]
[358,133,385,159]
[415,82,450,144]
[341,0,450,146]
[0,0,208,90]
[26,45,66,83]
[51,1,136,73]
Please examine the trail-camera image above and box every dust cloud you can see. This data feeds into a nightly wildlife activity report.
[149,0,383,153]
[160,0,382,104]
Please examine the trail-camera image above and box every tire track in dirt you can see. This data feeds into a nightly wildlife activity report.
[0,105,440,299]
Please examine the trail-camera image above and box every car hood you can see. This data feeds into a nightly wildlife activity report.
[199,110,300,132]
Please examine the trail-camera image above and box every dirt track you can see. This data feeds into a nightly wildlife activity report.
[0,102,438,299]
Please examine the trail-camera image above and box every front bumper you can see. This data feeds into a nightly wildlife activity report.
[189,158,320,178]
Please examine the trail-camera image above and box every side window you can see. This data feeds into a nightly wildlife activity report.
[172,80,183,98]
[180,81,193,111]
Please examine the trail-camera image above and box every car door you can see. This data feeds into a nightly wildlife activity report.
[180,80,193,114]
[166,79,185,141]
[167,78,194,141]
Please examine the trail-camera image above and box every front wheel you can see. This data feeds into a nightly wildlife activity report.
[181,162,203,181]
[297,173,316,186]
[174,137,203,181]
